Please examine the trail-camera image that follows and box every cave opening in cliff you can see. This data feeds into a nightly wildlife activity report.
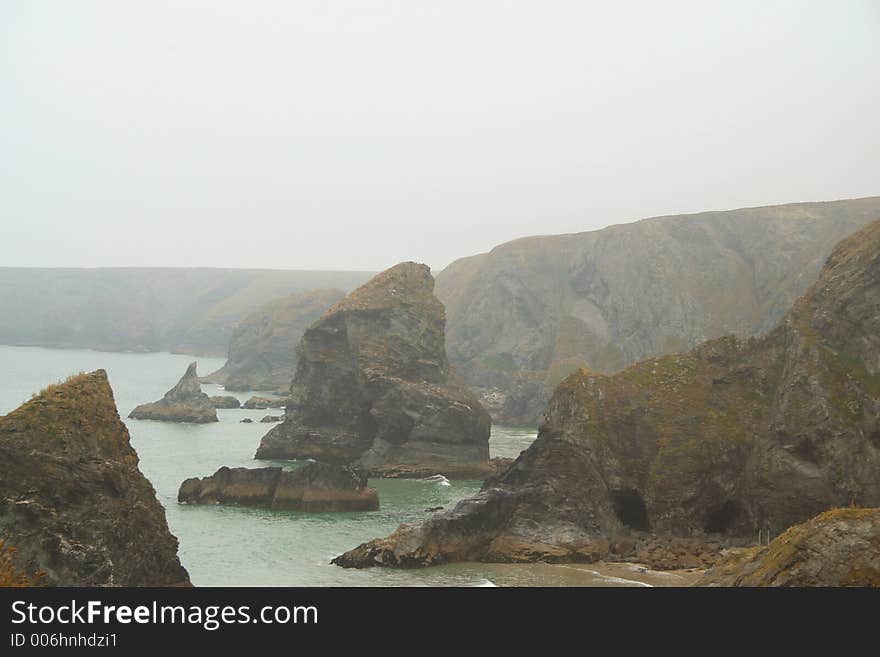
[705,501,740,534]
[611,490,650,532]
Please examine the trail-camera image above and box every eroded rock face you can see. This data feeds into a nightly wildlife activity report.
[0,371,190,586]
[256,262,491,475]
[698,508,880,586]
[178,463,379,512]
[204,289,346,392]
[129,362,218,423]
[334,220,880,568]
[436,197,880,426]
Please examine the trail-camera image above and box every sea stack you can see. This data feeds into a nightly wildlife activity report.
[255,262,491,476]
[129,362,218,423]
[334,219,880,569]
[204,289,346,392]
[0,371,190,586]
[178,463,379,512]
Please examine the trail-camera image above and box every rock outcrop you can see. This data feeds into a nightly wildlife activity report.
[334,219,880,569]
[255,262,491,476]
[0,371,190,586]
[129,362,218,423]
[698,508,880,586]
[204,289,346,391]
[243,396,286,410]
[260,415,283,423]
[435,196,880,425]
[210,395,241,409]
[178,463,379,512]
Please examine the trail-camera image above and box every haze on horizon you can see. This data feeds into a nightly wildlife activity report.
[1,1,878,273]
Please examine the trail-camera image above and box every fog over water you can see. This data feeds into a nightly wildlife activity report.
[1,1,878,271]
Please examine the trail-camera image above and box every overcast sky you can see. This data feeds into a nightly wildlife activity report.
[1,1,878,272]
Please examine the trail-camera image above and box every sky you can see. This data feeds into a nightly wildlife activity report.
[1,1,878,272]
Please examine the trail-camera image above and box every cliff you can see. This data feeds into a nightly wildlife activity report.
[204,289,345,392]
[129,362,218,423]
[0,371,190,586]
[435,196,880,425]
[0,268,372,356]
[255,262,492,475]
[335,219,880,568]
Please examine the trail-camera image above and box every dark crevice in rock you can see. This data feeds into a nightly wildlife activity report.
[705,501,741,535]
[611,489,651,532]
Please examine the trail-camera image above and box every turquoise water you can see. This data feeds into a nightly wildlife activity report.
[0,345,674,586]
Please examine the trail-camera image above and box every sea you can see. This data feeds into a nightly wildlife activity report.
[0,345,691,587]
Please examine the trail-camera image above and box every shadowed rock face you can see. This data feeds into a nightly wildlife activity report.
[178,463,379,512]
[129,362,218,423]
[334,219,880,569]
[698,508,880,586]
[0,371,190,586]
[436,197,880,426]
[204,289,346,392]
[255,262,491,475]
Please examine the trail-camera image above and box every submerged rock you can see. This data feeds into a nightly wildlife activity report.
[204,289,346,391]
[698,508,880,586]
[334,219,880,568]
[210,395,241,409]
[129,362,218,423]
[255,262,491,475]
[240,418,254,424]
[178,463,379,512]
[0,371,190,586]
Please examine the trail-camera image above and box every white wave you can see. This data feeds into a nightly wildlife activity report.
[421,474,451,486]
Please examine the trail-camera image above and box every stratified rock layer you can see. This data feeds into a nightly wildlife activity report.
[256,262,491,475]
[129,362,218,423]
[335,219,880,568]
[204,289,346,391]
[0,371,190,586]
[178,463,379,512]
[698,508,880,586]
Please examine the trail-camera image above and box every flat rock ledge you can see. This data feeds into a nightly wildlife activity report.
[331,527,750,571]
[178,462,379,512]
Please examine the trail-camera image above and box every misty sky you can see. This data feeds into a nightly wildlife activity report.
[1,1,878,272]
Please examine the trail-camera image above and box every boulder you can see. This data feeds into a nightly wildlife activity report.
[129,362,217,423]
[0,371,190,586]
[255,263,491,476]
[178,463,379,512]
[334,219,880,568]
[260,415,283,423]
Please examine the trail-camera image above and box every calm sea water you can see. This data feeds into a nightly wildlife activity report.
[0,345,681,587]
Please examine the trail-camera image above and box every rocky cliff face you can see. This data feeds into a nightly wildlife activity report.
[0,371,190,586]
[204,289,345,392]
[178,463,379,512]
[698,508,880,586]
[129,362,218,423]
[255,262,491,474]
[435,197,880,425]
[335,219,880,568]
